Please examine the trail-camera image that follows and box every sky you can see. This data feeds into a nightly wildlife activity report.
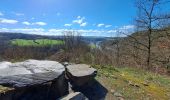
[0,0,169,37]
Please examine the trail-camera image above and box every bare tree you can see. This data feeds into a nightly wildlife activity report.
[63,31,82,51]
[135,0,170,69]
[113,31,124,67]
[61,30,91,63]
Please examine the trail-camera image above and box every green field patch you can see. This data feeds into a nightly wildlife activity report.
[11,39,64,47]
[89,44,97,49]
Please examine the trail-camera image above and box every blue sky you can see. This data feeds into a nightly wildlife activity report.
[0,0,169,37]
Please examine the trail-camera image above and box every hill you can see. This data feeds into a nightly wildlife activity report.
[101,27,170,74]
[0,32,109,45]
[0,32,108,62]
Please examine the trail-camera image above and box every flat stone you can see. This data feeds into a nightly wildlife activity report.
[66,64,97,77]
[0,61,12,69]
[0,72,62,88]
[59,92,88,100]
[0,60,65,77]
[66,64,97,87]
[114,92,123,97]
[0,60,68,100]
[0,60,65,87]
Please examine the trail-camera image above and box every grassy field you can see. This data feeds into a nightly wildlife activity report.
[93,65,170,100]
[89,44,97,49]
[11,39,64,47]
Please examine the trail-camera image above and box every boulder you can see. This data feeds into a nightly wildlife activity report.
[0,60,65,77]
[0,61,12,69]
[59,92,88,100]
[0,60,68,100]
[66,64,97,87]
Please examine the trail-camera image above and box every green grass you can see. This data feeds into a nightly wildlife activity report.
[93,65,170,100]
[11,39,64,47]
[89,44,97,49]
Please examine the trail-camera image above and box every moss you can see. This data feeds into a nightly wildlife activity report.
[95,65,170,100]
[0,85,14,93]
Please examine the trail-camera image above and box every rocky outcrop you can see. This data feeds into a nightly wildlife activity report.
[0,60,68,100]
[0,60,99,100]
[66,64,97,87]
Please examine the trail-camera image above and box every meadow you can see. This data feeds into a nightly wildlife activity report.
[11,39,64,47]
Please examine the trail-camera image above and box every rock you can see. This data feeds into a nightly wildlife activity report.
[114,92,123,97]
[0,61,12,69]
[0,60,68,100]
[117,97,124,100]
[0,60,65,77]
[142,82,149,86]
[59,92,88,100]
[110,89,115,94]
[66,64,97,87]
[128,81,140,88]
[62,62,69,67]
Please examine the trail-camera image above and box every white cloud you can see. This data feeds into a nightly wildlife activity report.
[73,17,85,24]
[22,21,47,26]
[47,29,108,36]
[0,28,118,37]
[97,24,105,27]
[108,30,117,33]
[96,24,112,28]
[0,25,135,37]
[33,22,47,26]
[0,28,46,35]
[64,24,72,27]
[105,25,112,28]
[2,28,44,32]
[72,16,87,27]
[119,25,135,30]
[13,28,45,32]
[77,16,81,19]
[80,22,87,27]
[117,25,135,35]
[0,18,18,24]
[22,21,31,25]
[0,12,4,16]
